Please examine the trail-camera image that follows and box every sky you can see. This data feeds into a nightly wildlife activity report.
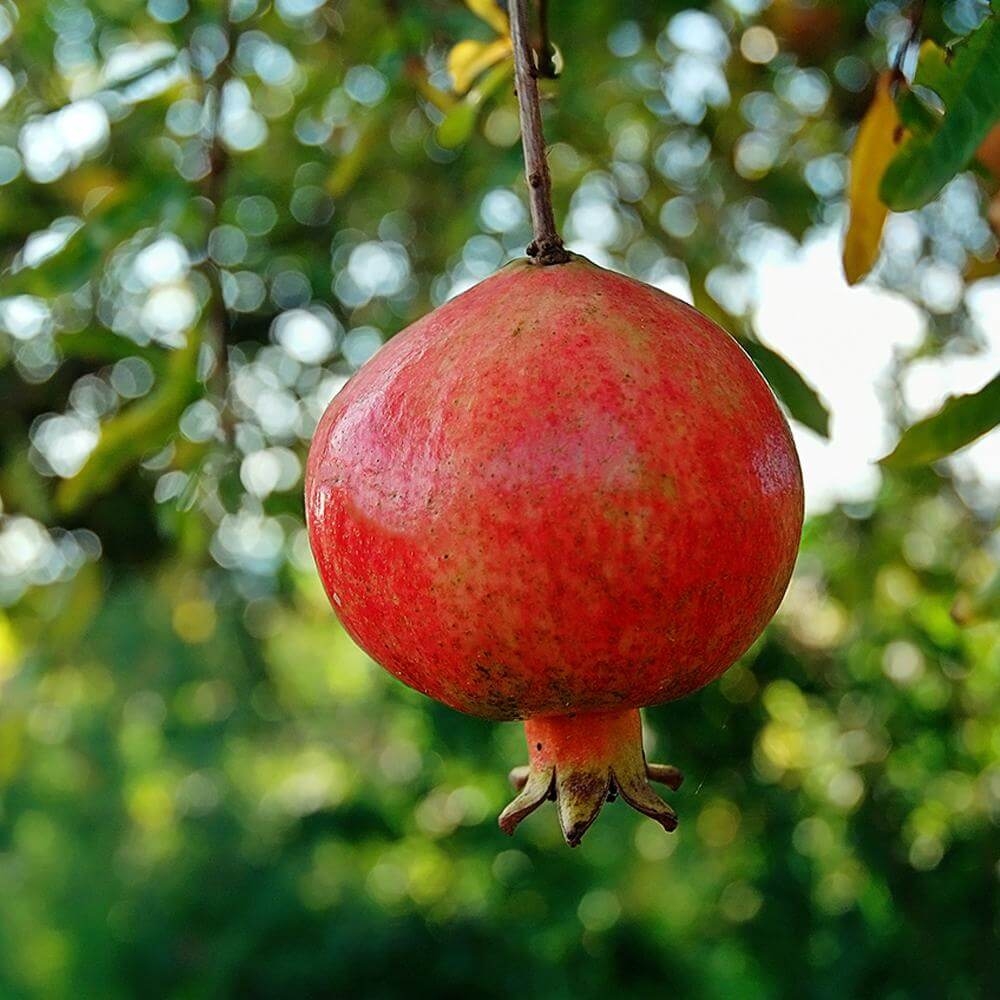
[753,227,1000,516]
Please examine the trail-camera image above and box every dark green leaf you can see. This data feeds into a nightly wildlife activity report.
[881,371,1000,467]
[57,329,164,368]
[895,42,950,136]
[881,13,1000,210]
[740,337,830,438]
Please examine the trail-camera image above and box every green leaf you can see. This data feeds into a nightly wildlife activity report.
[895,42,950,137]
[57,329,164,367]
[740,338,830,438]
[436,61,512,149]
[56,334,202,514]
[881,371,1000,468]
[881,13,1000,210]
[447,37,511,95]
[436,101,479,149]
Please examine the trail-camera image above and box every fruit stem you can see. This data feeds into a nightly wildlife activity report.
[509,0,570,266]
[498,708,683,846]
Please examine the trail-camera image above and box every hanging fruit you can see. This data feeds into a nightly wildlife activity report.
[306,0,803,846]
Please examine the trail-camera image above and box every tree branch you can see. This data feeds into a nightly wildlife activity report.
[509,0,569,265]
[199,16,235,440]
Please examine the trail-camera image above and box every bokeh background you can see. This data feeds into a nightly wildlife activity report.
[1,0,999,997]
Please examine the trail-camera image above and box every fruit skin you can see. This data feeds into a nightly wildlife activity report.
[306,255,803,723]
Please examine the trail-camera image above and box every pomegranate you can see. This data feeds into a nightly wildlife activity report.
[306,255,803,845]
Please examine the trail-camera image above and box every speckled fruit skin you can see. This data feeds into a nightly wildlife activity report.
[306,255,803,723]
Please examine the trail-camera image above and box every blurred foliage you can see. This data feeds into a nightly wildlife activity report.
[844,4,1000,299]
[879,4,1000,212]
[843,70,901,284]
[0,0,998,998]
[883,370,1000,468]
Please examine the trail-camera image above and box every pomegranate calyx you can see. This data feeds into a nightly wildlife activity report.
[497,709,683,847]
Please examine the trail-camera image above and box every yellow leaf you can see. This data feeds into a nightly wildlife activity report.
[405,58,455,113]
[964,252,1000,283]
[464,0,509,36]
[447,36,512,96]
[843,72,907,285]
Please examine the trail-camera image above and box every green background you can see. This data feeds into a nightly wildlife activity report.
[1,1,998,997]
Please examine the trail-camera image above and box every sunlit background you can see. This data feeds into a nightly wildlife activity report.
[1,1,998,997]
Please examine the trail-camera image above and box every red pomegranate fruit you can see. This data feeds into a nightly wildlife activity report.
[306,254,803,846]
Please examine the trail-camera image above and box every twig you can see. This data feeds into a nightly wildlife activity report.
[199,16,235,440]
[509,0,569,265]
[535,0,558,80]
